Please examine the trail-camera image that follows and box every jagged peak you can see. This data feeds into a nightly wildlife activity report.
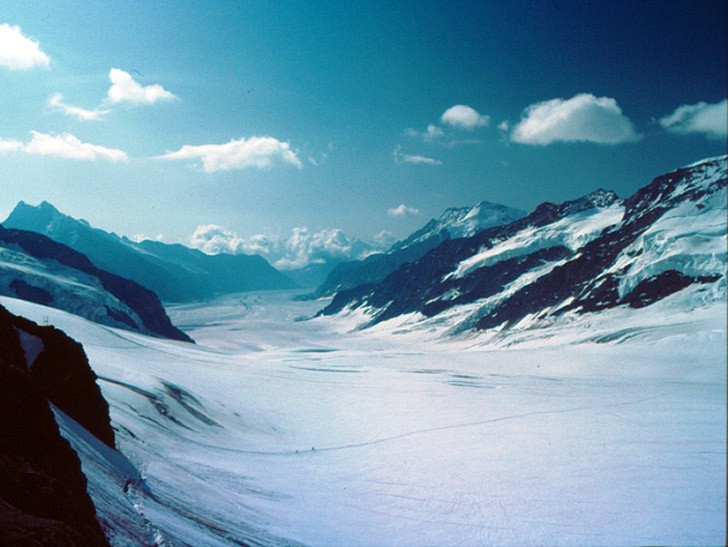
[38,200,60,211]
[683,154,727,169]
[580,188,621,207]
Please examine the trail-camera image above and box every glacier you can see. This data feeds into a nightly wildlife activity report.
[1,283,725,546]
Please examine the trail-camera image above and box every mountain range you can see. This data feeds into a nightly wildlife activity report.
[0,155,724,545]
[320,156,727,334]
[3,201,297,303]
[0,225,191,342]
[312,201,525,298]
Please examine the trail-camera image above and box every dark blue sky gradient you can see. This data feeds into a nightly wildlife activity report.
[0,0,725,245]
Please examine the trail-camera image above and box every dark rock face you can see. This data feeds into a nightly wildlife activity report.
[8,280,54,307]
[621,270,720,309]
[0,305,110,546]
[0,225,192,342]
[3,201,297,303]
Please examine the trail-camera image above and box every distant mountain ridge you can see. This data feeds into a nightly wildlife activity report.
[3,201,297,303]
[312,200,525,298]
[0,225,191,342]
[320,156,727,334]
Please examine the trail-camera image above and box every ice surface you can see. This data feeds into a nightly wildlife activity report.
[1,289,724,546]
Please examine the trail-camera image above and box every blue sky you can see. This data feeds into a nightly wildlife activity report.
[1,1,726,269]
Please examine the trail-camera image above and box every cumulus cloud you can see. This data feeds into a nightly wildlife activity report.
[406,124,445,142]
[0,138,23,154]
[393,145,442,166]
[190,224,247,255]
[373,230,397,249]
[387,204,420,217]
[130,233,164,243]
[511,93,640,145]
[0,23,49,70]
[48,93,109,121]
[497,120,510,132]
[189,224,378,270]
[0,131,127,162]
[275,227,366,270]
[441,105,490,130]
[24,131,127,161]
[159,136,302,172]
[659,99,727,139]
[106,68,176,105]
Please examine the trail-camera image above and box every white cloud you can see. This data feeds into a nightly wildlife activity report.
[159,136,302,172]
[441,105,490,130]
[275,227,362,269]
[0,139,23,154]
[189,225,376,270]
[393,145,442,166]
[659,99,727,139]
[511,93,640,145]
[106,68,176,105]
[131,233,164,243]
[0,23,49,70]
[373,230,397,249]
[48,93,109,121]
[406,124,445,142]
[498,120,510,132]
[424,124,445,141]
[190,225,247,255]
[387,204,420,217]
[0,131,127,162]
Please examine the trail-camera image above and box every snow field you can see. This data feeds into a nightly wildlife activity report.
[1,291,725,545]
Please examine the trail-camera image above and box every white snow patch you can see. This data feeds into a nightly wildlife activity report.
[612,186,727,298]
[447,203,624,280]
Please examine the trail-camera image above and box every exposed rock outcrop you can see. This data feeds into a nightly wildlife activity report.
[0,305,110,545]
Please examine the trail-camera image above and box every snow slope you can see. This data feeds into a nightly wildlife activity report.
[1,288,724,546]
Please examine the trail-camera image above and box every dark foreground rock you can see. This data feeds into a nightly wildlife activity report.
[0,304,111,546]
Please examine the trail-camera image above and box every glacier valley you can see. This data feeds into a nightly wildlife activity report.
[1,284,725,546]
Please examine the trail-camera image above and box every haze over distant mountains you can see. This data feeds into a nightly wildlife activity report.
[3,201,297,302]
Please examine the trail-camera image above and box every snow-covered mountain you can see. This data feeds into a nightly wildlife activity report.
[392,200,527,252]
[0,157,724,546]
[313,200,525,297]
[3,201,297,303]
[321,156,727,334]
[0,225,191,341]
